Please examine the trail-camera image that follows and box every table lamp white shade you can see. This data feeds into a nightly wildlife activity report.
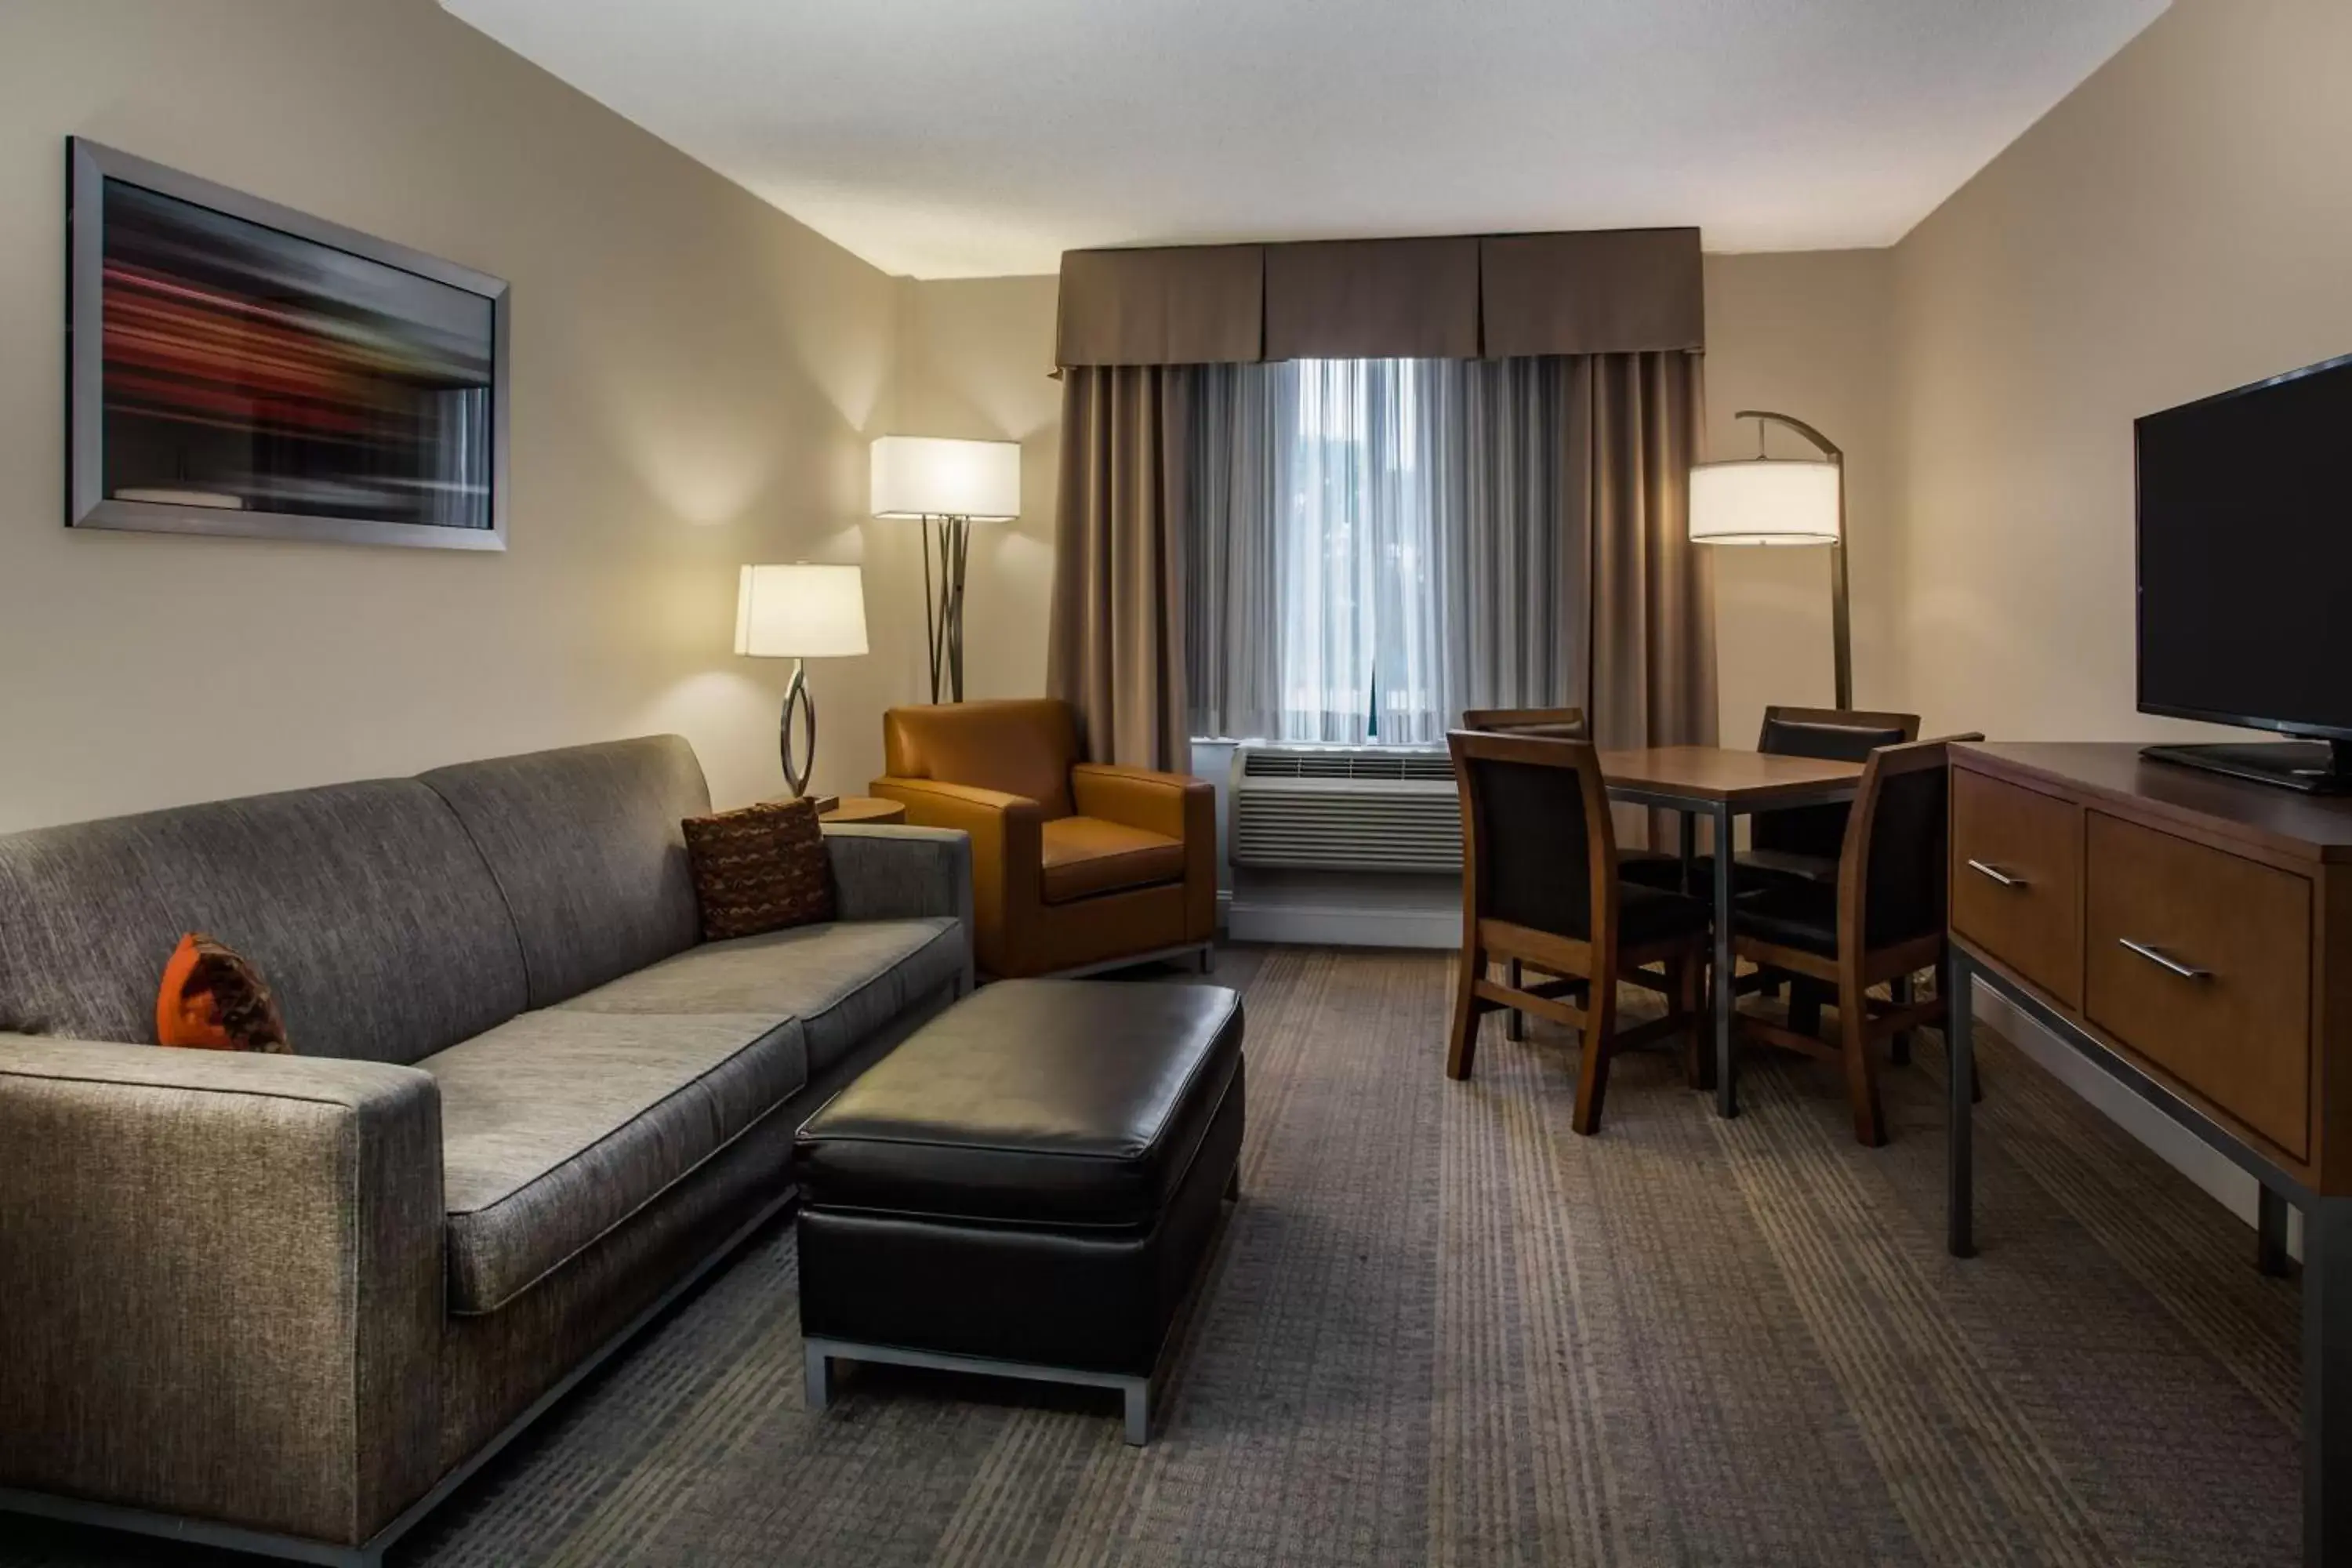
[734,564,869,659]
[869,436,1021,521]
[1689,459,1841,546]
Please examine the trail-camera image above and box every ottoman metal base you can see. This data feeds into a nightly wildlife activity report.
[803,1338,1154,1444]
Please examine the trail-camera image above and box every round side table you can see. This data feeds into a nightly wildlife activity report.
[819,796,908,826]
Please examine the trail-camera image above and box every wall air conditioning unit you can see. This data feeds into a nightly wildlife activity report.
[1225,744,1463,949]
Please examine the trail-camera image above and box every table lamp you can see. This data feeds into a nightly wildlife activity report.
[869,435,1020,703]
[1689,410,1851,706]
[735,563,868,797]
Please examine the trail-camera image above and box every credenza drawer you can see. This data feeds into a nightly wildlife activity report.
[1951,768,2083,1006]
[2083,811,2312,1159]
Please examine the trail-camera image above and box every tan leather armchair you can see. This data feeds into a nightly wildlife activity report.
[871,699,1215,978]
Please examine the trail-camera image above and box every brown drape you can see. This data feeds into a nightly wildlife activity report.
[1480,230,1706,357]
[1581,350,1715,843]
[1047,365,1196,771]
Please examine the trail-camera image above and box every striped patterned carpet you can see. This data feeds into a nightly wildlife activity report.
[9,947,2303,1566]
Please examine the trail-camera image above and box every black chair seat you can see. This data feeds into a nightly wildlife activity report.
[1730,881,1839,958]
[1621,850,1838,895]
[1619,882,1712,947]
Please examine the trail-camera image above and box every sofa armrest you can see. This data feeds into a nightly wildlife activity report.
[822,823,976,992]
[0,1036,445,1547]
[1070,763,1211,842]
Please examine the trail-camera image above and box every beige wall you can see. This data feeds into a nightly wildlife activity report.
[0,0,905,833]
[884,275,1062,707]
[1891,0,2352,741]
[1700,249,1899,743]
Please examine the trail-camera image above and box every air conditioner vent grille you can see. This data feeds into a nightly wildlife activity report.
[1240,748,1454,782]
[1230,745,1462,873]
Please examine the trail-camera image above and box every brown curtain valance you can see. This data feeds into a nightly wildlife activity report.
[1262,237,1479,361]
[1054,226,1700,366]
[1479,230,1705,357]
[1054,245,1265,368]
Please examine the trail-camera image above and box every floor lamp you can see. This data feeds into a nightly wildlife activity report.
[1689,410,1852,708]
[869,436,1022,704]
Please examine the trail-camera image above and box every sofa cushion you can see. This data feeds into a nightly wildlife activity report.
[0,779,526,1064]
[556,917,963,1078]
[419,736,710,1010]
[1039,817,1186,904]
[425,1010,808,1314]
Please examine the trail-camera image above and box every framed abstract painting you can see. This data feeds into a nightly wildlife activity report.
[66,139,510,550]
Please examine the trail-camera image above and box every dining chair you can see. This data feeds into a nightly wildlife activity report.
[1457,706,1675,1037]
[1726,733,1984,1145]
[1445,729,1713,1135]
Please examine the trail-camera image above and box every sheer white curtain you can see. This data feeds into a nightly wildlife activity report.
[1188,358,1582,744]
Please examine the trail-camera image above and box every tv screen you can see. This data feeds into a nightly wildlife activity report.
[2137,353,2352,740]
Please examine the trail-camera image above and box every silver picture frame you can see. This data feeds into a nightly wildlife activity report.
[67,138,511,551]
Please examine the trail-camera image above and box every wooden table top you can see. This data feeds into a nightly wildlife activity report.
[1595,745,1864,806]
[818,794,909,825]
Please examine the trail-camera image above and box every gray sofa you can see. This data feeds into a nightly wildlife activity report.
[0,735,972,1565]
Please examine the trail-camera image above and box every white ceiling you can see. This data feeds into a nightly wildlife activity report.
[441,0,2169,281]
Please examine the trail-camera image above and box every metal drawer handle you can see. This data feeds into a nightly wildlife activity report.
[2118,938,2212,982]
[1965,858,2028,888]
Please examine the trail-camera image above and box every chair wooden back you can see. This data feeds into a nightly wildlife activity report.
[1753,705,1922,860]
[1839,733,1986,953]
[1447,729,1619,951]
[1460,706,1588,741]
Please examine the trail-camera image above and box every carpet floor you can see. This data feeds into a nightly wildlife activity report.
[5,946,2303,1566]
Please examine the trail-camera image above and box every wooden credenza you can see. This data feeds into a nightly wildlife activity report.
[1942,742,2352,1567]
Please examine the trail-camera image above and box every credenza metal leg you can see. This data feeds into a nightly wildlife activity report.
[1945,948,1976,1259]
[2259,1185,2293,1278]
[1713,802,1739,1119]
[2305,1199,2352,1567]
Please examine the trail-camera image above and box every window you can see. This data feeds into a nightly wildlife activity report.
[1187,357,1579,745]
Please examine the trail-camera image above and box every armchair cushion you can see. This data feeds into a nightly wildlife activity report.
[1040,817,1186,904]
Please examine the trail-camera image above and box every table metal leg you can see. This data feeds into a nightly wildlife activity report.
[2259,1185,2293,1278]
[1712,803,1737,1118]
[2307,1198,2352,1566]
[1506,957,1524,1042]
[1945,947,1976,1258]
[1890,972,1914,1065]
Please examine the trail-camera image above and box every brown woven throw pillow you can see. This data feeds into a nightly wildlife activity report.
[681,797,836,941]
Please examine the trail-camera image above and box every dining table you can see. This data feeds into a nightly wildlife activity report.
[1593,746,1869,1116]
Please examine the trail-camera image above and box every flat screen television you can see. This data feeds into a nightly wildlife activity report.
[2136,350,2352,792]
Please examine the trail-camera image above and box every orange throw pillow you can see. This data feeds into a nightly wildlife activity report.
[157,934,292,1053]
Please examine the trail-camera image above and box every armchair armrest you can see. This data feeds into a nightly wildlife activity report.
[1070,763,1211,841]
[822,823,975,992]
[0,1036,445,1546]
[1070,764,1217,944]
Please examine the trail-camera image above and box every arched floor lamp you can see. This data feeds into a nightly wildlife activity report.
[1690,410,1851,707]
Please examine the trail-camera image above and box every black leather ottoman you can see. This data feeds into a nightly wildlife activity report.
[793,978,1244,1443]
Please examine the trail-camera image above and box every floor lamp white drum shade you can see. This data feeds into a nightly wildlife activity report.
[869,436,1020,704]
[869,436,1022,521]
[1688,459,1841,546]
[735,564,868,798]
